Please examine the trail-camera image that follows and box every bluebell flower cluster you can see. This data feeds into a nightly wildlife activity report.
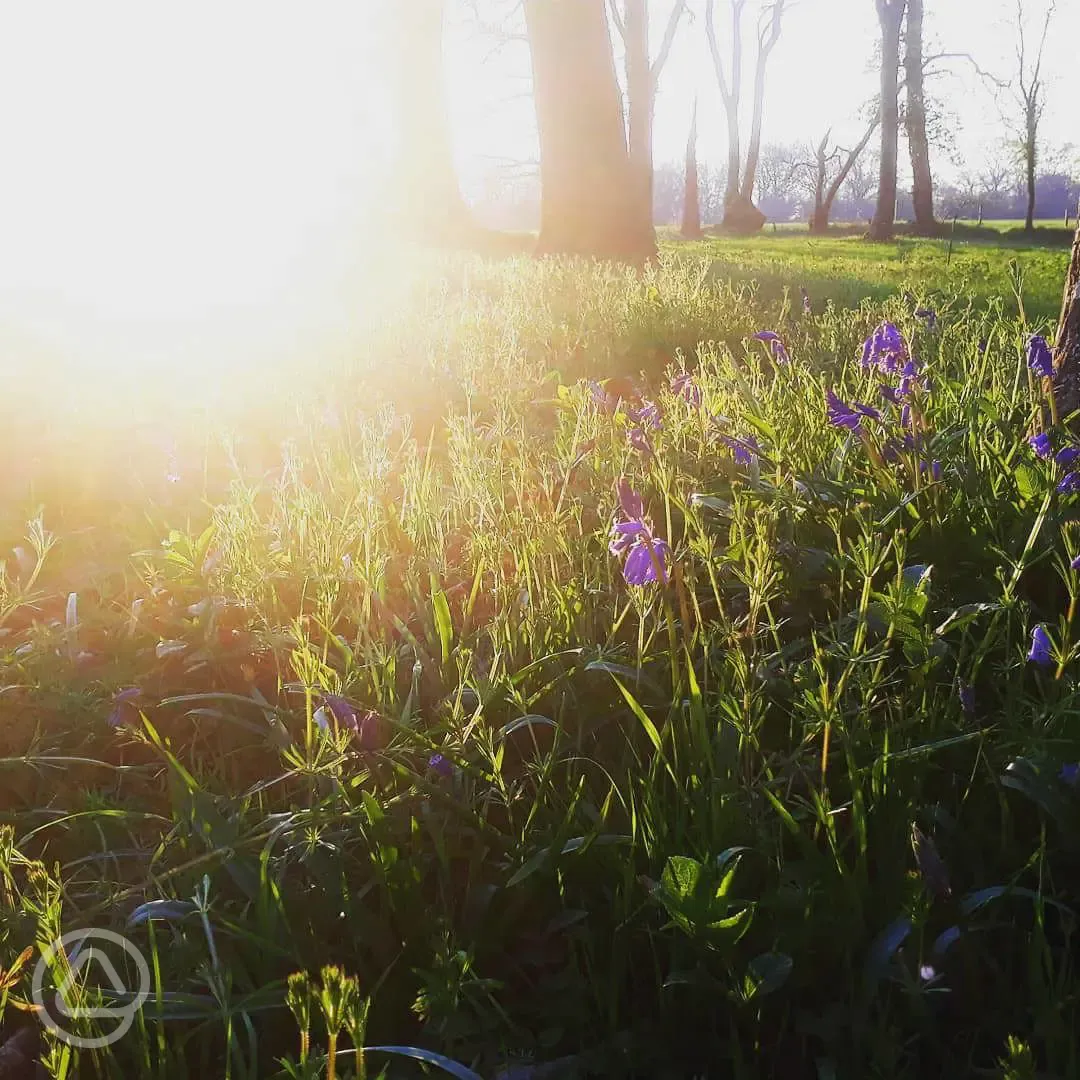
[861,321,909,374]
[670,372,703,408]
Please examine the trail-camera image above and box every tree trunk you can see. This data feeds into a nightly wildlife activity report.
[1025,108,1038,232]
[904,0,936,235]
[740,1,785,203]
[623,0,655,227]
[525,0,656,263]
[391,0,472,243]
[869,0,906,242]
[681,99,702,239]
[1053,220,1080,399]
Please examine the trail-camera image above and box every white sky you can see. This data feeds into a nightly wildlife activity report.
[0,0,1072,377]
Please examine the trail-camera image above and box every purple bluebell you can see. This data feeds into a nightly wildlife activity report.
[861,321,909,373]
[880,384,902,406]
[958,684,975,714]
[670,372,703,408]
[1071,555,1080,571]
[428,753,454,778]
[978,339,988,354]
[1029,432,1053,459]
[721,434,761,467]
[752,331,791,364]
[1058,472,1080,494]
[826,389,878,433]
[610,482,671,586]
[587,380,617,414]
[628,400,662,430]
[107,687,142,728]
[1060,763,1080,785]
[1027,334,1054,378]
[321,693,360,733]
[1056,447,1080,468]
[628,428,653,457]
[1028,625,1053,666]
[901,404,912,429]
[914,307,938,331]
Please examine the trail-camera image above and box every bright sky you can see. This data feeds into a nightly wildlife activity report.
[0,1,1073,379]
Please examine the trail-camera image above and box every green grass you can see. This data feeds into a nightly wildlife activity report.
[0,233,1078,1079]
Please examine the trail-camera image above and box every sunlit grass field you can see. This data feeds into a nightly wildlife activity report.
[2,233,1079,1078]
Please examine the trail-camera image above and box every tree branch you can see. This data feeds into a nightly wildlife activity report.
[607,0,626,42]
[704,0,735,107]
[651,0,688,81]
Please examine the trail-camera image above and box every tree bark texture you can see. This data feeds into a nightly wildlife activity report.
[1053,219,1080,409]
[681,99,702,238]
[391,0,472,243]
[623,0,655,226]
[525,0,656,263]
[870,0,906,242]
[904,0,937,234]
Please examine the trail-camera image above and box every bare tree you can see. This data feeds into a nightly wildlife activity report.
[524,0,656,262]
[904,0,938,234]
[609,0,688,224]
[681,99,702,238]
[869,0,907,241]
[802,120,881,233]
[1010,0,1055,232]
[704,0,788,233]
[391,0,473,243]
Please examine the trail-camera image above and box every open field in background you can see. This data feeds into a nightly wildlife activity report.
[2,233,1080,1078]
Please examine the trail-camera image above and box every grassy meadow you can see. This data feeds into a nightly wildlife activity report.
[2,231,1080,1079]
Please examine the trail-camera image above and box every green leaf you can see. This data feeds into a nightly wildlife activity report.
[743,952,794,1000]
[432,588,454,664]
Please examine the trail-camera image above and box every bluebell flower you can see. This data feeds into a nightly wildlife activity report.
[901,404,912,429]
[752,331,790,364]
[1028,625,1053,666]
[610,481,670,586]
[628,400,662,430]
[914,307,938,331]
[107,687,143,728]
[1027,334,1054,378]
[1058,472,1080,494]
[958,683,975,714]
[1029,432,1053,459]
[428,753,454,778]
[880,385,902,406]
[670,372,702,408]
[861,321,909,373]
[1060,762,1080,785]
[826,389,878,433]
[1071,555,1080,571]
[587,380,617,413]
[721,434,761,466]
[628,428,653,457]
[978,339,988,354]
[1056,446,1080,467]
